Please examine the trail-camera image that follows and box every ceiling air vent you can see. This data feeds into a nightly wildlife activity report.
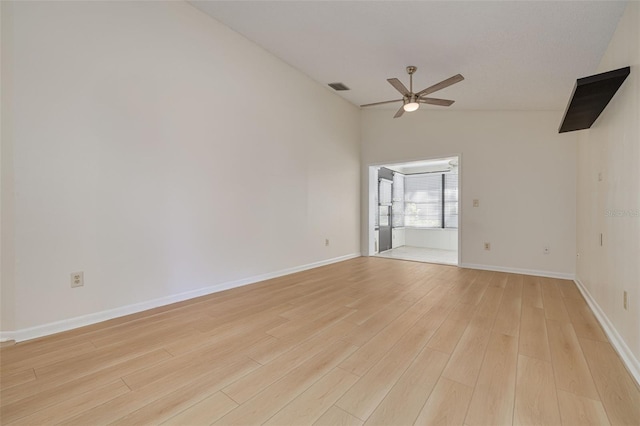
[559,66,630,133]
[328,82,350,91]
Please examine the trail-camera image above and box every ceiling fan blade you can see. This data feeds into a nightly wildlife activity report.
[360,99,403,107]
[393,106,405,118]
[387,78,410,96]
[419,97,455,107]
[416,74,464,97]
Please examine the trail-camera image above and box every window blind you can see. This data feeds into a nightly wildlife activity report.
[444,174,459,228]
[404,174,443,228]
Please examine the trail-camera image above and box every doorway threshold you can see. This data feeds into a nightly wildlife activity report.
[375,246,457,266]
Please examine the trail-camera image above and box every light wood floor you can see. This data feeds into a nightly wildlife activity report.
[1,257,639,425]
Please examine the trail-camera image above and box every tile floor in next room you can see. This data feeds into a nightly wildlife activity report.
[376,246,458,265]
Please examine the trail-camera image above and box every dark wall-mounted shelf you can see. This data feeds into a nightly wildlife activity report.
[558,66,630,133]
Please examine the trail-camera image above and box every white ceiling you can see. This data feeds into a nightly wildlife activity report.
[190,1,627,111]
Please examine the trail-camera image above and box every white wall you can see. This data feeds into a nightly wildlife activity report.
[405,228,458,251]
[1,1,360,337]
[391,227,405,249]
[361,110,577,277]
[1,1,16,333]
[576,2,639,372]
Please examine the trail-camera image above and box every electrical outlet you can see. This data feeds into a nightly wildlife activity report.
[623,291,628,310]
[484,242,491,251]
[543,246,550,255]
[325,238,330,246]
[71,271,84,288]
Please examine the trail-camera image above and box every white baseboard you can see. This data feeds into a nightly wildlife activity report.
[0,332,16,343]
[574,277,640,387]
[459,263,575,280]
[0,252,361,343]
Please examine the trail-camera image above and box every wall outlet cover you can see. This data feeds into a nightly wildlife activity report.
[71,271,84,288]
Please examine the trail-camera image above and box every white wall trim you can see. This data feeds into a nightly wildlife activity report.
[459,262,575,280]
[0,333,16,343]
[0,253,361,343]
[574,277,640,387]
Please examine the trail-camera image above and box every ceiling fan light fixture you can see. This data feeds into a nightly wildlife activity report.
[360,66,463,118]
[403,102,419,112]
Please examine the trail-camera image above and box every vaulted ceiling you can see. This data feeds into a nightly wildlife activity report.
[191,1,627,111]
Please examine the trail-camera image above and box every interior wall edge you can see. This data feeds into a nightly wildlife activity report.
[0,252,361,343]
[574,276,640,388]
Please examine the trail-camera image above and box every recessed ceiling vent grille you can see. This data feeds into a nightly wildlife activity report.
[559,66,630,133]
[328,82,350,91]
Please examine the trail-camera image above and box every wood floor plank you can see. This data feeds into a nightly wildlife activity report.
[345,297,414,326]
[336,306,450,421]
[263,367,359,425]
[493,278,522,337]
[281,293,358,321]
[0,349,172,422]
[447,301,478,322]
[540,279,570,322]
[266,306,355,340]
[441,323,491,387]
[0,341,96,375]
[89,312,210,348]
[465,332,518,426]
[522,276,544,309]
[222,333,346,404]
[162,311,288,357]
[554,279,584,301]
[471,286,504,329]
[340,303,410,348]
[67,356,260,426]
[122,333,272,391]
[364,348,449,425]
[563,297,608,342]
[513,355,561,426]
[247,316,358,366]
[414,377,474,426]
[161,392,237,426]
[0,369,36,391]
[459,280,490,306]
[487,272,508,288]
[215,341,358,425]
[519,305,551,361]
[426,317,469,354]
[8,380,130,425]
[338,284,449,377]
[314,405,364,426]
[579,338,640,425]
[557,389,611,426]
[32,327,201,384]
[546,320,600,400]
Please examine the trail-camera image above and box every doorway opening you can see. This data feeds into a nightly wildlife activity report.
[369,156,460,266]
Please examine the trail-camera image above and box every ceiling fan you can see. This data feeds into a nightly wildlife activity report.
[361,66,464,118]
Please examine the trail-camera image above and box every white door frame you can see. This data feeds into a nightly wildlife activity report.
[365,153,462,266]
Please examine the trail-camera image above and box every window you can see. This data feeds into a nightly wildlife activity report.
[392,173,405,228]
[444,174,458,228]
[404,173,458,228]
[378,179,392,227]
